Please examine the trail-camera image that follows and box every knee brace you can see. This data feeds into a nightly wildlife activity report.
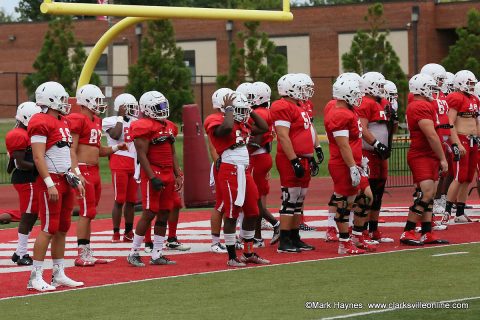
[294,188,308,215]
[280,187,301,216]
[328,194,338,207]
[409,197,430,216]
[353,194,370,218]
[334,207,351,223]
[423,200,434,215]
[330,194,348,208]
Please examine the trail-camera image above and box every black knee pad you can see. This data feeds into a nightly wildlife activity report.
[353,194,370,218]
[328,194,338,207]
[409,197,429,216]
[334,207,350,223]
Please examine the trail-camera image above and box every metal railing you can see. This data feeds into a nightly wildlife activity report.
[386,136,413,188]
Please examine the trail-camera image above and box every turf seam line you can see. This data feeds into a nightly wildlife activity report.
[1,241,479,301]
[319,295,480,319]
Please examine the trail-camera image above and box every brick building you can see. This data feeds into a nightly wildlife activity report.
[0,0,477,119]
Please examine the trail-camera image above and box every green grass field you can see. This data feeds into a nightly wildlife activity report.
[1,242,479,320]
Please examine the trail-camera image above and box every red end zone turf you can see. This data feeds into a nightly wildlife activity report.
[1,206,480,300]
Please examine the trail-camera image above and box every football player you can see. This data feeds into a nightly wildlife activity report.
[400,74,449,245]
[102,93,140,243]
[6,102,41,265]
[442,71,479,224]
[205,88,234,254]
[246,82,280,246]
[127,91,182,266]
[205,92,270,267]
[270,74,316,253]
[27,81,84,291]
[69,84,127,267]
[357,72,393,243]
[443,72,455,95]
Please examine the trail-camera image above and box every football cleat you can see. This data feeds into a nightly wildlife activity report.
[420,232,449,244]
[127,253,145,267]
[253,238,265,248]
[433,199,445,214]
[277,239,301,253]
[400,230,423,246]
[370,230,394,243]
[292,238,315,251]
[432,220,447,231]
[338,240,365,255]
[454,214,473,224]
[441,213,451,225]
[261,218,273,230]
[325,226,339,242]
[235,238,244,250]
[150,255,176,265]
[74,247,95,267]
[299,223,316,231]
[12,253,33,266]
[270,226,280,245]
[165,237,191,251]
[362,230,379,245]
[28,269,55,292]
[123,231,134,242]
[227,258,247,268]
[351,234,377,252]
[239,253,270,264]
[112,232,121,243]
[51,265,84,288]
[144,242,154,253]
[211,242,227,253]
[85,247,108,264]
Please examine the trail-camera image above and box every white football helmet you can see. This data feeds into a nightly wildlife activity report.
[454,70,478,94]
[333,78,363,107]
[296,73,315,101]
[76,84,107,115]
[337,72,362,84]
[360,72,386,98]
[16,102,42,127]
[277,74,303,100]
[252,82,271,106]
[231,92,251,123]
[114,93,139,118]
[420,63,446,87]
[212,87,234,112]
[443,71,454,94]
[236,82,255,107]
[474,82,480,100]
[384,80,398,104]
[409,73,437,101]
[35,81,71,115]
[139,91,169,120]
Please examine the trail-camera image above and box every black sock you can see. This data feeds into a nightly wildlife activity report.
[456,202,465,217]
[290,228,300,241]
[226,245,236,260]
[363,221,369,231]
[404,220,416,232]
[421,222,432,235]
[212,233,220,238]
[78,239,90,246]
[113,227,120,233]
[280,229,290,241]
[445,201,453,214]
[125,223,133,233]
[352,225,363,234]
[368,220,378,233]
[244,238,253,257]
[339,232,349,240]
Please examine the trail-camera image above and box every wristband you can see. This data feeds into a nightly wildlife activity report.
[74,167,81,175]
[112,145,119,153]
[44,176,55,188]
[116,116,124,123]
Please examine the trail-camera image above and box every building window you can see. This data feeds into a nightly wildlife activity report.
[95,53,108,85]
[183,50,196,82]
[275,45,288,60]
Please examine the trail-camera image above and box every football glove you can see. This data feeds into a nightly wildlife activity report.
[290,158,305,178]
[309,157,319,177]
[65,171,81,189]
[150,177,165,191]
[349,166,361,187]
[315,145,324,164]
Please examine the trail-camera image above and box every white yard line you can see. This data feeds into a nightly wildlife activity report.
[432,251,469,257]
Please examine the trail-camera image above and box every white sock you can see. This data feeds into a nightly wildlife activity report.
[32,260,43,278]
[16,233,29,257]
[130,233,145,254]
[212,235,220,245]
[52,258,64,267]
[327,212,336,228]
[152,235,165,260]
[348,212,354,227]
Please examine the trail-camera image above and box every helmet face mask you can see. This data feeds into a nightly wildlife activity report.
[35,81,71,115]
[114,93,139,119]
[296,73,315,101]
[333,79,363,108]
[125,103,140,118]
[454,70,478,94]
[232,92,251,123]
[384,80,398,104]
[76,84,107,115]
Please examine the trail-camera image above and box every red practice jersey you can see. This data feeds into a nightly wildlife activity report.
[406,100,439,158]
[204,115,251,156]
[325,104,363,166]
[356,96,388,123]
[67,113,102,148]
[28,113,72,151]
[131,118,178,167]
[270,98,314,156]
[447,92,479,117]
[6,127,30,157]
[249,107,273,147]
[323,99,336,117]
[408,92,451,136]
[300,100,314,120]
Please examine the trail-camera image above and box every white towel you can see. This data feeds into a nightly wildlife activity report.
[234,164,246,207]
[133,155,141,182]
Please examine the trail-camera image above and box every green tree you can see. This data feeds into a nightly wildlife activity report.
[126,20,193,122]
[297,0,365,6]
[16,0,98,22]
[442,8,480,78]
[0,9,15,22]
[341,3,407,118]
[217,21,287,97]
[23,16,100,97]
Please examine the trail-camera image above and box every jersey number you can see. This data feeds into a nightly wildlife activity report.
[59,128,72,143]
[123,127,133,143]
[89,129,102,144]
[357,119,363,138]
[301,112,311,130]
[235,130,249,144]
[437,100,448,115]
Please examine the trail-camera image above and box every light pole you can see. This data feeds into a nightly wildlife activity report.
[135,23,143,58]
[411,6,419,74]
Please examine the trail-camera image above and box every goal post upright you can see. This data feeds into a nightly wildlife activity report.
[40,0,293,88]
